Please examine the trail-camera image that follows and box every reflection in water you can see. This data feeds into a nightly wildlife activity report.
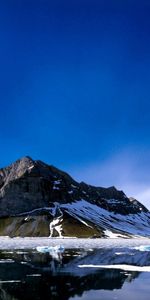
[0,247,150,299]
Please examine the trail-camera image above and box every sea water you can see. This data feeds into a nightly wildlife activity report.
[0,237,150,300]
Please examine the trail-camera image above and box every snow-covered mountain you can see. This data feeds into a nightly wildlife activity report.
[0,156,150,238]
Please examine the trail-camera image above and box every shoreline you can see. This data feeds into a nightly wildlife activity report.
[0,236,150,250]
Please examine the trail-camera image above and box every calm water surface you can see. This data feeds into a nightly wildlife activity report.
[0,238,150,300]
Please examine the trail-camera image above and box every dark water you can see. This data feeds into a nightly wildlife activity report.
[0,246,150,300]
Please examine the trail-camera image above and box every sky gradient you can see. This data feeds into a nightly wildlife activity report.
[1,1,150,207]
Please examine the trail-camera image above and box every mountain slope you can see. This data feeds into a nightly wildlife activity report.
[0,156,149,238]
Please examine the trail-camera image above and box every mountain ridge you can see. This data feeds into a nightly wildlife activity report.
[0,156,149,238]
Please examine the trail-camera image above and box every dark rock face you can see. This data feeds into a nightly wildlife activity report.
[0,156,148,218]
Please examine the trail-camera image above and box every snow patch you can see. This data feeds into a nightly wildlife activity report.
[104,230,127,238]
[49,205,63,238]
[49,217,63,238]
[28,165,34,170]
[78,264,150,272]
[71,184,78,189]
[54,180,61,185]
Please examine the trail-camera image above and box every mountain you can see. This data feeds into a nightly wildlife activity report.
[0,156,150,238]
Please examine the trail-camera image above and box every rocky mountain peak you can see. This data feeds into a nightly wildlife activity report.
[0,156,35,185]
[0,157,149,238]
[0,157,148,219]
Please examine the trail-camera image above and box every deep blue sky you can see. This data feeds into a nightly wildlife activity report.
[1,0,150,207]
